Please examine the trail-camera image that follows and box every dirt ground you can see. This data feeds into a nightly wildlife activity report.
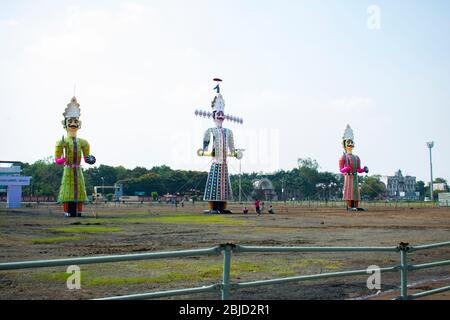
[0,202,449,300]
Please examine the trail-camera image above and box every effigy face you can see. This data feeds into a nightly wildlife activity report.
[214,111,225,127]
[65,117,81,136]
[344,139,354,154]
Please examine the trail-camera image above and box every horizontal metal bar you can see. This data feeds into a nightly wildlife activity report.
[408,260,450,271]
[409,285,450,300]
[410,241,450,252]
[94,284,220,300]
[235,245,398,253]
[232,266,398,289]
[0,247,221,271]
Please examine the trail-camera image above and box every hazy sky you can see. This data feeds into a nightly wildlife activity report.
[1,0,449,182]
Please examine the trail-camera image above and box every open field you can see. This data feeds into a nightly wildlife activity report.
[0,202,449,300]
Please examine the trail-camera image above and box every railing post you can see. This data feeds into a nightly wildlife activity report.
[398,242,410,300]
[221,243,234,300]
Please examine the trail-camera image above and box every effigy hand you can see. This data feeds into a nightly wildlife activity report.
[340,166,351,174]
[233,150,243,160]
[85,155,96,165]
[55,157,66,165]
[364,166,369,173]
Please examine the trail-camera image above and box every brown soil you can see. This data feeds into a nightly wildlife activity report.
[0,202,449,300]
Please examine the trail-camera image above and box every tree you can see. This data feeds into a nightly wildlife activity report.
[317,171,340,200]
[230,175,254,201]
[297,158,319,199]
[416,181,425,198]
[434,177,447,184]
[21,158,63,197]
[298,158,319,170]
[131,166,148,178]
[360,175,386,200]
[84,165,118,187]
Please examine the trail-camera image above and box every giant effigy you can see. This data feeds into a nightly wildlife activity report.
[196,79,243,214]
[55,97,96,217]
[338,124,369,211]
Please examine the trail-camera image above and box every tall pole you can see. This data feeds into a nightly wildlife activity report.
[427,142,434,201]
[236,148,245,204]
[239,158,242,204]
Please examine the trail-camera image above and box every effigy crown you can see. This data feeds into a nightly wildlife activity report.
[63,97,81,119]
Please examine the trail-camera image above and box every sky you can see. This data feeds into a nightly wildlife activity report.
[1,0,449,182]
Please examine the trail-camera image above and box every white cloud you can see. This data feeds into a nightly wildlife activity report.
[328,96,375,112]
[1,18,20,27]
[27,3,151,61]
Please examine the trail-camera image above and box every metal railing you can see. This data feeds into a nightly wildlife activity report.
[0,241,449,300]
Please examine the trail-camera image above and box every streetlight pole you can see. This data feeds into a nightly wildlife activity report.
[236,149,245,204]
[239,159,242,204]
[426,142,434,201]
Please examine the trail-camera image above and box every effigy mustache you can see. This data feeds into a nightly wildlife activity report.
[194,109,243,124]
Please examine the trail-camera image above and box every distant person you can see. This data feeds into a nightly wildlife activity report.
[243,207,249,214]
[261,201,265,214]
[268,205,275,214]
[255,199,261,216]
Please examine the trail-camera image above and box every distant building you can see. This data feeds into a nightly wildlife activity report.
[380,170,417,200]
[438,193,450,207]
[433,183,448,192]
[0,161,31,208]
[253,178,278,201]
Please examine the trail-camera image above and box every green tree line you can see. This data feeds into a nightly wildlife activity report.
[11,157,445,201]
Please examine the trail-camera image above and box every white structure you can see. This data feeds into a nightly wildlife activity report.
[433,183,448,192]
[93,183,123,202]
[438,193,450,207]
[253,178,278,201]
[380,170,416,200]
[0,162,31,209]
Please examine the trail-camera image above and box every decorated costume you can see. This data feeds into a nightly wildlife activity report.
[196,79,243,214]
[338,125,369,211]
[55,97,96,217]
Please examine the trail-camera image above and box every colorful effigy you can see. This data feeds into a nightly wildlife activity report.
[55,97,96,217]
[338,124,369,211]
[196,79,243,214]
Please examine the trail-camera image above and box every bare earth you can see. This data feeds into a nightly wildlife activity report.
[0,202,449,300]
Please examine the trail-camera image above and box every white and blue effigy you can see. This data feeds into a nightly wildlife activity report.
[196,79,243,213]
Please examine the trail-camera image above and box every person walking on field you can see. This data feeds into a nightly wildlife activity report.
[260,201,265,214]
[255,199,261,216]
